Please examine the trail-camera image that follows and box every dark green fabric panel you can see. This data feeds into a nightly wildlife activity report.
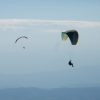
[65,30,78,45]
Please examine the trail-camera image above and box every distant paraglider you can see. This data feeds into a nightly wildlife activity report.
[23,47,25,49]
[15,36,28,49]
[15,36,28,43]
[61,29,79,67]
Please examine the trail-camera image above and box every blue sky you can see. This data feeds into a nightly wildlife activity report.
[0,0,100,88]
[0,0,100,21]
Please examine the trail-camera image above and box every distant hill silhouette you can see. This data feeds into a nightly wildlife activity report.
[0,87,100,100]
[0,66,100,89]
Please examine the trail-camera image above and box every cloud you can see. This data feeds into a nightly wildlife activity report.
[43,29,61,32]
[0,19,100,30]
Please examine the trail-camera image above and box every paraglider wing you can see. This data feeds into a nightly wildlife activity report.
[61,32,68,41]
[61,30,79,45]
[15,36,28,43]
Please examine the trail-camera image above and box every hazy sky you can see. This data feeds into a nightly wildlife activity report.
[0,0,100,75]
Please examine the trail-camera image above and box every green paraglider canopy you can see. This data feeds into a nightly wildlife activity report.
[61,30,79,45]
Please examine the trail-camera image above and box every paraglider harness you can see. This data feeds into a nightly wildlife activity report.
[68,60,74,67]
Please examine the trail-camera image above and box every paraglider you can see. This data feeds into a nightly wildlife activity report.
[61,29,79,67]
[23,47,25,49]
[15,36,28,43]
[61,29,78,45]
[68,60,74,67]
[15,36,28,49]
